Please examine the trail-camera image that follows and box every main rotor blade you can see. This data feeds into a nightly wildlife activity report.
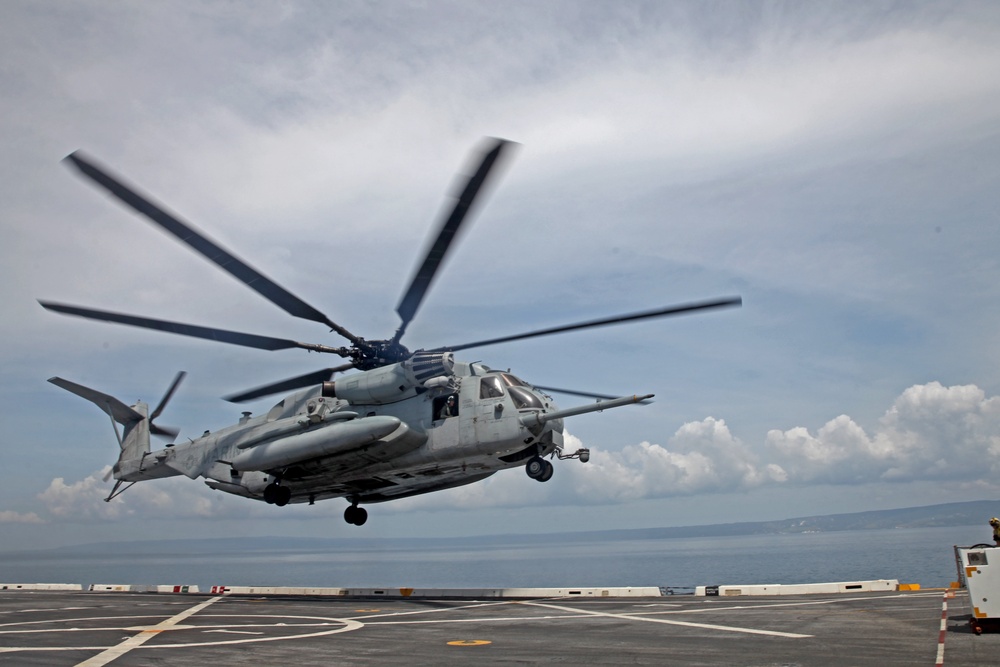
[393,138,514,342]
[63,151,363,346]
[437,297,743,353]
[224,363,355,403]
[39,301,352,356]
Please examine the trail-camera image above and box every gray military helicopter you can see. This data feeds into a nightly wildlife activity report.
[40,139,740,526]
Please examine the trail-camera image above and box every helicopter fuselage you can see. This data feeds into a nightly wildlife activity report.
[117,358,569,508]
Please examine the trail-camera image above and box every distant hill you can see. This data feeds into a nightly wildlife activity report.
[575,499,1000,542]
[21,499,1000,556]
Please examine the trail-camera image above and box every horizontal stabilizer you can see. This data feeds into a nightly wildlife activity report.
[48,377,144,425]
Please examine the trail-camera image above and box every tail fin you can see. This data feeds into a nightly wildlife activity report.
[48,373,184,489]
[48,377,152,461]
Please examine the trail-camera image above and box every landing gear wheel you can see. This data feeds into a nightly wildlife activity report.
[538,460,554,482]
[344,505,368,526]
[263,483,279,504]
[525,456,546,480]
[264,483,291,506]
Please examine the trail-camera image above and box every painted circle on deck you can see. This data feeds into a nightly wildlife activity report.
[447,639,492,646]
[0,613,363,652]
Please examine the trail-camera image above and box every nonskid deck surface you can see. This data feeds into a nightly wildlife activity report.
[0,590,994,665]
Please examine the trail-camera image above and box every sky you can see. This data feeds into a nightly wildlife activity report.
[2,0,1000,550]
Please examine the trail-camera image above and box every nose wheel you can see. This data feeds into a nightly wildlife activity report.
[344,503,368,526]
[525,456,554,482]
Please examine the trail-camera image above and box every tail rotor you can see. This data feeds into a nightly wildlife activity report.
[148,371,186,439]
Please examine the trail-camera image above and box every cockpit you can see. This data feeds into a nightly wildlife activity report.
[480,372,545,410]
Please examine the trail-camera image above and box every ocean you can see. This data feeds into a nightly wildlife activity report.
[0,525,987,591]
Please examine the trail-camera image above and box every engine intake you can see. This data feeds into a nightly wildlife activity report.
[322,352,455,405]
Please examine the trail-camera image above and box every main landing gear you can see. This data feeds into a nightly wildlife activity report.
[525,456,554,482]
[344,503,368,526]
[263,482,292,506]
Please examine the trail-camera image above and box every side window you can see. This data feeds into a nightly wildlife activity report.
[479,376,505,399]
[433,394,459,420]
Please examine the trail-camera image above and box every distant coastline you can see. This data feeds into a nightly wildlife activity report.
[6,499,996,556]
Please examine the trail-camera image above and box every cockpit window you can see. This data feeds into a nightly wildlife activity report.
[480,376,505,399]
[508,386,543,410]
[499,373,528,388]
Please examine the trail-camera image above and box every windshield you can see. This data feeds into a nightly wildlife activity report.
[499,373,528,388]
[508,386,544,410]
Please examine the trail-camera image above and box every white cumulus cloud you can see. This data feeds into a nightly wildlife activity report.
[37,467,230,521]
[767,382,1000,484]
[568,418,785,503]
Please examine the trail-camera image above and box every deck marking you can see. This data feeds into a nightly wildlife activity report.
[523,601,812,638]
[364,613,592,625]
[629,592,942,617]
[0,613,361,653]
[447,639,491,646]
[345,600,514,622]
[73,596,221,666]
[935,592,948,667]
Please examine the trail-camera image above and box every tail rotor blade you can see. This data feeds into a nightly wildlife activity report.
[149,423,181,439]
[150,371,186,422]
[148,371,185,439]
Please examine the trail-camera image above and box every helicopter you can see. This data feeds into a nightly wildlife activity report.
[40,138,741,526]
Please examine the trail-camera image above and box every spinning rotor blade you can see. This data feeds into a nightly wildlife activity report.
[394,138,514,342]
[224,363,356,403]
[63,152,363,346]
[38,301,352,356]
[149,423,180,439]
[438,297,743,353]
[149,370,186,425]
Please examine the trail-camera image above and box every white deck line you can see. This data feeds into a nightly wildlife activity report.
[73,596,221,667]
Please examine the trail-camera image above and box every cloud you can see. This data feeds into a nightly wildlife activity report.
[37,467,229,521]
[0,510,45,524]
[567,420,785,503]
[767,382,1000,484]
[388,422,786,513]
[398,382,1000,513]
